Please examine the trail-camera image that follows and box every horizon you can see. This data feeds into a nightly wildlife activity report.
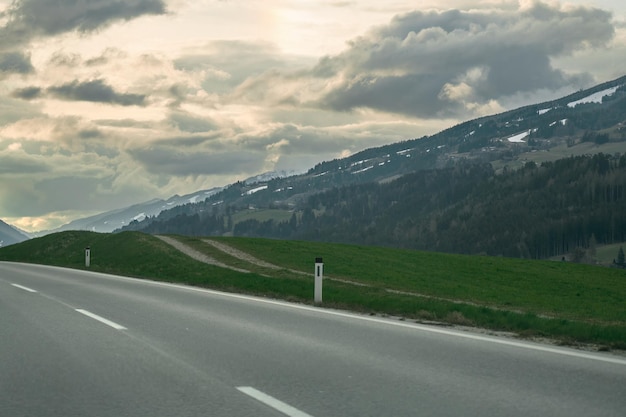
[1,0,625,232]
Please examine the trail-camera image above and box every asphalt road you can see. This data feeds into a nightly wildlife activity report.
[1,261,625,417]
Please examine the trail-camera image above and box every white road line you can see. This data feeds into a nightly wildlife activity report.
[155,282,626,365]
[11,283,37,293]
[237,386,314,417]
[75,309,127,330]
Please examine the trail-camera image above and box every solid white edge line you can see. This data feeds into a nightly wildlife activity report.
[7,262,625,365]
[237,386,314,417]
[11,283,37,293]
[145,281,626,365]
[75,309,127,330]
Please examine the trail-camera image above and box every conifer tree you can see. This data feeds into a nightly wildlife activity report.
[617,246,625,266]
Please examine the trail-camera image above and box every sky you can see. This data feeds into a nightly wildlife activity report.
[0,0,624,232]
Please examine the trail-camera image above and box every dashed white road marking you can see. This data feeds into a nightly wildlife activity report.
[75,309,127,330]
[11,283,37,293]
[237,386,315,417]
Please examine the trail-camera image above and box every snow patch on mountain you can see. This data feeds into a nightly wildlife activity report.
[567,86,620,108]
[243,185,269,195]
[352,165,374,174]
[508,130,530,143]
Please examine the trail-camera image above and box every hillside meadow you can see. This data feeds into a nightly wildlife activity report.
[1,231,625,350]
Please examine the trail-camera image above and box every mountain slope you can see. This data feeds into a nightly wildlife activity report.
[0,219,29,246]
[43,170,302,235]
[37,187,224,235]
[292,154,626,259]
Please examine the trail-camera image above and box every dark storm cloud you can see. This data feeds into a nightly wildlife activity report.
[168,112,217,133]
[0,51,34,74]
[308,2,616,117]
[11,86,42,100]
[128,147,265,177]
[47,79,146,106]
[0,0,167,47]
[0,155,50,175]
[322,73,453,118]
[78,129,103,139]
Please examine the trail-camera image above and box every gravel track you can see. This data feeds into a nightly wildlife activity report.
[202,239,283,270]
[155,235,249,273]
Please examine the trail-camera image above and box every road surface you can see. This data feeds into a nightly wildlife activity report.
[1,262,625,416]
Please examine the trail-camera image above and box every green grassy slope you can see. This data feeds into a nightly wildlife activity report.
[1,231,625,349]
[0,231,302,296]
[210,237,626,323]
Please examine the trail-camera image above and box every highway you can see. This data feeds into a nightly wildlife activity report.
[1,261,625,417]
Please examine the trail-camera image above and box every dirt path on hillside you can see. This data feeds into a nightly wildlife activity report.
[155,235,249,273]
[157,236,501,305]
[203,239,373,285]
[202,239,284,270]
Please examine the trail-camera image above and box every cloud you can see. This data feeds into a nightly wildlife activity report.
[0,0,167,47]
[0,175,117,217]
[0,51,34,75]
[321,3,614,116]
[0,153,50,175]
[47,79,146,106]
[32,49,218,112]
[233,2,616,119]
[0,132,149,219]
[0,95,42,125]
[175,40,315,95]
[124,119,394,179]
[128,146,266,177]
[11,86,42,100]
[168,111,217,133]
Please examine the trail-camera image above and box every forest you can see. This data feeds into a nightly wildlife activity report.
[127,153,626,260]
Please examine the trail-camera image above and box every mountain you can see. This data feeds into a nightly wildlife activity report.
[42,170,302,235]
[34,187,224,235]
[0,219,29,247]
[122,75,626,259]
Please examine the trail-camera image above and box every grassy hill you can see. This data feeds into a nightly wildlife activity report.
[1,231,625,350]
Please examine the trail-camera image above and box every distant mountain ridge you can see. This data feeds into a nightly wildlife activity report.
[0,219,29,247]
[35,187,224,235]
[36,169,302,235]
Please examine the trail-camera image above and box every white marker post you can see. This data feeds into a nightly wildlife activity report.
[314,257,323,304]
[85,247,91,267]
